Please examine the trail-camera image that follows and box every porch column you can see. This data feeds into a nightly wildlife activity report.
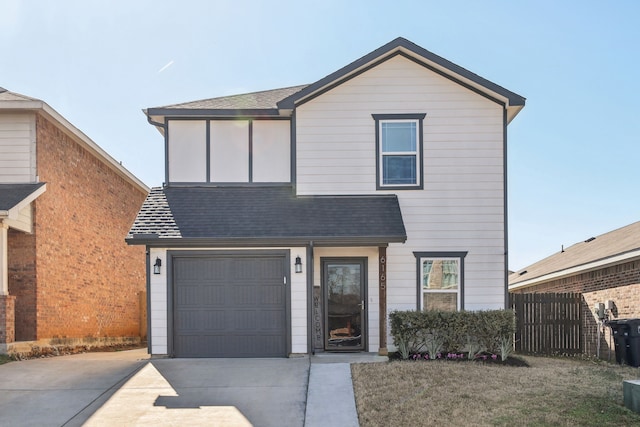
[378,246,387,355]
[0,223,8,296]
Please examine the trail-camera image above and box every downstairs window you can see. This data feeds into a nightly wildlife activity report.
[414,251,467,311]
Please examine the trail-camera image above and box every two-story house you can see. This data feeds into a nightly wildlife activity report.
[127,37,525,358]
[0,87,148,356]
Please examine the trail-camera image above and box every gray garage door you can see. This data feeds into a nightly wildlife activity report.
[172,254,287,357]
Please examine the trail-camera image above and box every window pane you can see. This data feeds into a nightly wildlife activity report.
[423,259,458,290]
[382,122,416,152]
[382,156,416,185]
[423,292,457,311]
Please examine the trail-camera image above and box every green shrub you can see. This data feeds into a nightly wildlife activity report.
[390,309,516,359]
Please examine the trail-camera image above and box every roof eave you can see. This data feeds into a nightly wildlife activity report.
[509,248,640,291]
[126,235,407,247]
[146,107,283,117]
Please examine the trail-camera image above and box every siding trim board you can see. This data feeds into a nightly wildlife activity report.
[148,108,282,117]
[503,107,509,308]
[205,121,211,182]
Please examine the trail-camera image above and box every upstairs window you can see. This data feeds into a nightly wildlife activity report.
[373,113,425,190]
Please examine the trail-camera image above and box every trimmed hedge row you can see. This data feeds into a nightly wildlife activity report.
[389,309,516,360]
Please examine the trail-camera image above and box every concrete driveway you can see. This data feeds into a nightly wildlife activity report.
[0,349,383,426]
[0,349,310,426]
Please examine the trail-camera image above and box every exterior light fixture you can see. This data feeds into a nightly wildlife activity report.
[295,256,302,273]
[153,257,162,274]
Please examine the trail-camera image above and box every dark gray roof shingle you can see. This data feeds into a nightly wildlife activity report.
[127,188,181,239]
[127,186,406,246]
[0,183,46,211]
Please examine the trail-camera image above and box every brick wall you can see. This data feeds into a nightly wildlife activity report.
[0,295,16,343]
[511,259,640,359]
[7,229,37,340]
[10,113,147,343]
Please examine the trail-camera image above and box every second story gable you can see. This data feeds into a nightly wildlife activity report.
[145,38,525,191]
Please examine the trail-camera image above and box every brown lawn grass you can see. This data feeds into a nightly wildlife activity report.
[352,355,640,426]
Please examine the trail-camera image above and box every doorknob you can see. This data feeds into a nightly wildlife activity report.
[358,300,365,311]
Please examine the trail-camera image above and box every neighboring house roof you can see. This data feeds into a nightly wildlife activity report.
[0,183,46,216]
[145,37,525,131]
[127,186,407,246]
[0,87,148,193]
[509,221,640,290]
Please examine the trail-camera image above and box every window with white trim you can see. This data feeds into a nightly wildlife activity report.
[373,113,425,190]
[414,251,467,311]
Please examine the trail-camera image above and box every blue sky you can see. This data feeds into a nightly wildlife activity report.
[1,0,638,270]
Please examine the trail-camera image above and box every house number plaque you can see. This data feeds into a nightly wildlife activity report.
[379,247,387,353]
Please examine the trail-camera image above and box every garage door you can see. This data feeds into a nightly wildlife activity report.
[172,254,287,357]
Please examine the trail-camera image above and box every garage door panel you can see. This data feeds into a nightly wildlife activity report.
[260,285,285,305]
[173,255,287,357]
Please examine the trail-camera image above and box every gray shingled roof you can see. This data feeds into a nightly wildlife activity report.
[127,186,406,246]
[126,188,181,239]
[0,183,46,211]
[149,85,308,111]
[509,221,640,287]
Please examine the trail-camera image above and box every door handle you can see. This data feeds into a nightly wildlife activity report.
[358,300,365,311]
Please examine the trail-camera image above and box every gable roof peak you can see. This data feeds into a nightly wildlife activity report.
[277,36,525,122]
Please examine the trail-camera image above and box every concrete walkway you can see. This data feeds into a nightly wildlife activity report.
[0,349,386,426]
[306,352,387,427]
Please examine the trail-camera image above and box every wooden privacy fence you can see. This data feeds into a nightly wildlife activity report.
[509,292,583,355]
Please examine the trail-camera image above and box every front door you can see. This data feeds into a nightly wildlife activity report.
[322,258,367,351]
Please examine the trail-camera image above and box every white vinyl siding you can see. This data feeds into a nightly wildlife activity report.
[210,121,249,182]
[296,54,506,316]
[252,121,290,182]
[168,120,207,182]
[0,113,36,183]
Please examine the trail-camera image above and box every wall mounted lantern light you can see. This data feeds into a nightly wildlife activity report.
[295,256,303,273]
[153,257,162,275]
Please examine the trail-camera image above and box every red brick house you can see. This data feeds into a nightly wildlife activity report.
[0,87,149,356]
[509,221,640,358]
